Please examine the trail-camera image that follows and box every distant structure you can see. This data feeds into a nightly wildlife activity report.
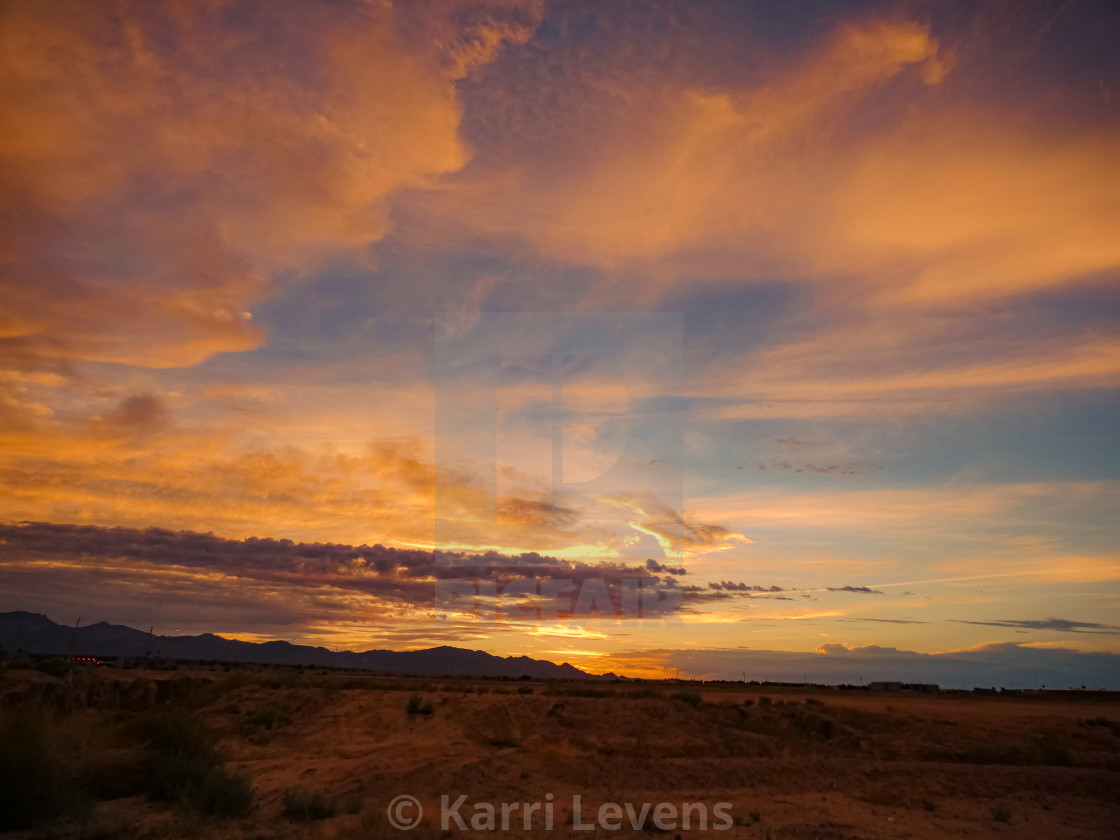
[868,681,901,692]
[903,683,939,693]
[869,681,939,693]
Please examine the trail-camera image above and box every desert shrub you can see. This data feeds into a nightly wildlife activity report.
[816,717,834,740]
[738,716,781,737]
[338,792,365,814]
[360,809,401,838]
[789,711,834,740]
[563,687,612,698]
[406,693,434,715]
[148,752,205,802]
[1032,735,1072,766]
[991,804,1011,823]
[79,745,157,800]
[0,714,88,830]
[672,689,702,707]
[140,708,218,764]
[758,696,772,706]
[141,708,252,816]
[1083,716,1119,736]
[282,788,336,821]
[242,705,292,734]
[260,670,308,690]
[486,737,519,748]
[37,657,83,678]
[75,816,133,840]
[193,766,253,817]
[517,685,534,694]
[960,745,1026,765]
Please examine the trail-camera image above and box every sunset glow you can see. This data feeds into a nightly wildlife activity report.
[1,0,1118,687]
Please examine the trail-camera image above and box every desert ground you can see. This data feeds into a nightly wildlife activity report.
[2,662,1118,839]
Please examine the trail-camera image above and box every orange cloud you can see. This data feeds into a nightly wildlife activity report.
[0,0,536,369]
[408,11,1116,317]
[417,18,944,270]
[709,335,1120,419]
[1,386,731,561]
[929,555,1120,586]
[692,481,1119,539]
[824,116,1120,303]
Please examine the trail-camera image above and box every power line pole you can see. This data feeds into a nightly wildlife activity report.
[69,616,82,655]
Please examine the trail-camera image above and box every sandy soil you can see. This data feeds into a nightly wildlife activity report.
[2,667,1118,839]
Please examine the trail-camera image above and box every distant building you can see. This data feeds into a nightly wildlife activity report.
[901,683,939,693]
[868,681,901,692]
[868,681,938,693]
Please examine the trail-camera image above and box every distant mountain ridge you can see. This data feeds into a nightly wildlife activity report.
[0,611,619,680]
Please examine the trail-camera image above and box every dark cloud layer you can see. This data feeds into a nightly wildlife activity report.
[828,585,885,595]
[0,521,778,624]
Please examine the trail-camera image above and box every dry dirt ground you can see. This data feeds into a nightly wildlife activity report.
[2,665,1119,839]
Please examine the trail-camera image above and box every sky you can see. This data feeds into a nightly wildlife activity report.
[1,0,1118,687]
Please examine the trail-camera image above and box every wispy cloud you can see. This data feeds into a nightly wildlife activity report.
[952,617,1120,635]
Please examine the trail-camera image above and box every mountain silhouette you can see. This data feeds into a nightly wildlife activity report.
[0,611,618,680]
